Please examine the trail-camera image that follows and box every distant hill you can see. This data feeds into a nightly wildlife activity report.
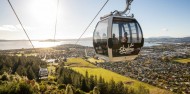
[148,36,173,39]
[145,37,190,43]
[40,37,93,41]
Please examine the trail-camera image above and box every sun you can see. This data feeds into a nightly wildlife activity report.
[29,0,58,24]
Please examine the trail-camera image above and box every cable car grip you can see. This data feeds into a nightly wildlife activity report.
[101,0,133,20]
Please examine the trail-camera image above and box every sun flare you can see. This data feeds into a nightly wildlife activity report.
[29,0,58,24]
[32,41,61,48]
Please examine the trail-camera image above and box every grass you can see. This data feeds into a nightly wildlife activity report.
[72,67,171,94]
[173,58,190,64]
[65,58,96,68]
[66,58,173,94]
[87,57,105,64]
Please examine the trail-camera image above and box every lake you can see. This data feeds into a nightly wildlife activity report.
[0,40,160,50]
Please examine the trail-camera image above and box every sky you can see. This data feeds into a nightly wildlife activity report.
[0,0,190,40]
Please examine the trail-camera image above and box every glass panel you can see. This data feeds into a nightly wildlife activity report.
[112,23,120,56]
[130,23,138,43]
[93,19,108,56]
[124,24,130,43]
[112,17,142,57]
[137,23,142,43]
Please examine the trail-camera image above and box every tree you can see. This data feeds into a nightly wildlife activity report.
[81,79,89,92]
[85,70,89,79]
[85,70,89,88]
[108,78,116,94]
[65,84,74,94]
[93,86,100,94]
[89,75,95,90]
[98,76,108,94]
[27,66,35,80]
[12,58,20,74]
[116,81,126,94]
[75,89,86,94]
[0,72,9,81]
[16,66,27,76]
[18,82,34,94]
[94,75,98,86]
[58,84,66,90]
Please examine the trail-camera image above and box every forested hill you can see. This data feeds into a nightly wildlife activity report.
[0,55,47,80]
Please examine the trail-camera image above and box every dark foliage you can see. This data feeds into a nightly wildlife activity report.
[0,55,47,80]
[0,81,34,94]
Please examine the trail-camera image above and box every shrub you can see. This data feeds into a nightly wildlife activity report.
[0,72,9,81]
[58,84,66,90]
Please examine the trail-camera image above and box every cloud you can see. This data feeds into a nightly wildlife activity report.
[0,24,32,32]
[0,25,17,31]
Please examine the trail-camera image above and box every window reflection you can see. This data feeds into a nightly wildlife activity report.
[93,20,108,56]
[112,18,143,57]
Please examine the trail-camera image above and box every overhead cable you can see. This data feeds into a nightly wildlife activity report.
[54,0,60,43]
[7,0,36,52]
[75,0,110,46]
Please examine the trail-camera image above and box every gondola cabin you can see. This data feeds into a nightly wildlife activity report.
[39,68,48,79]
[93,16,144,62]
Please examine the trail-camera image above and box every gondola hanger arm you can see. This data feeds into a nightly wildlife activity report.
[101,0,133,19]
[118,0,133,15]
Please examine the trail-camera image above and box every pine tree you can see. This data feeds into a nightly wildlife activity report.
[85,70,89,79]
[97,76,108,94]
[108,78,116,94]
[16,66,27,76]
[116,81,126,94]
[81,79,88,92]
[85,70,89,88]
[89,75,95,90]
[94,75,98,86]
[12,58,20,74]
[27,66,35,80]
